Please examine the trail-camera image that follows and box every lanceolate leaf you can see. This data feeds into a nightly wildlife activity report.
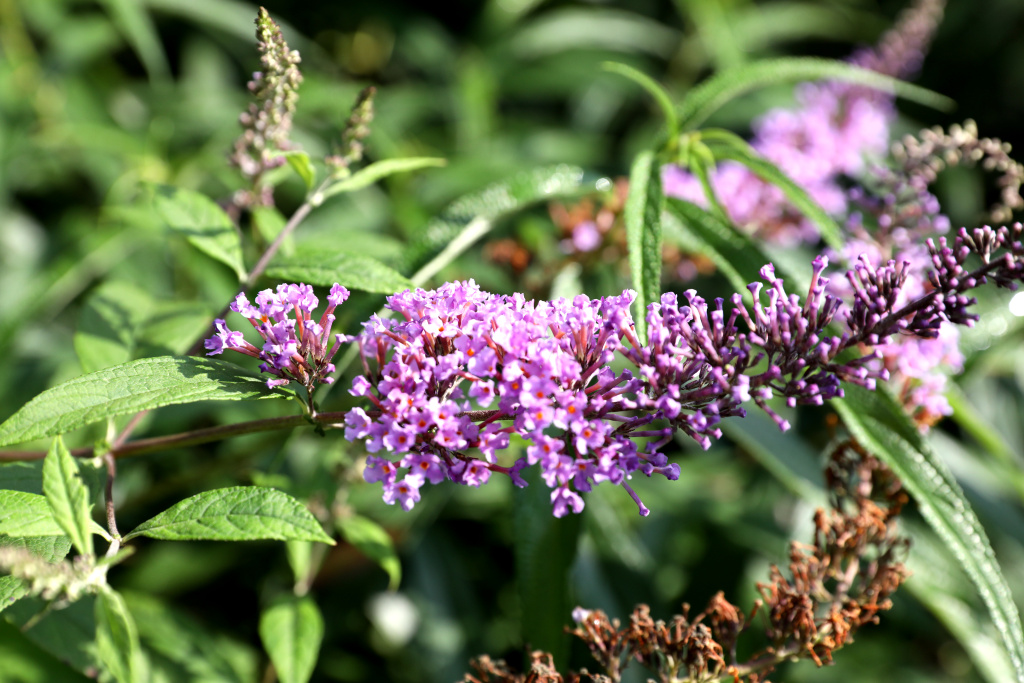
[95,587,142,683]
[403,165,591,281]
[624,150,664,344]
[0,356,290,448]
[513,467,581,667]
[42,436,94,557]
[602,61,679,138]
[152,184,246,280]
[123,487,335,544]
[0,490,66,537]
[267,249,413,294]
[259,595,324,683]
[676,57,954,131]
[316,157,447,203]
[337,515,401,590]
[701,129,844,250]
[663,197,773,297]
[834,387,1024,682]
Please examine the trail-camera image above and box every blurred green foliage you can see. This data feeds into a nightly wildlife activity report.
[2,1,1024,682]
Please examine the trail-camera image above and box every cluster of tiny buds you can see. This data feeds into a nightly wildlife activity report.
[326,86,377,174]
[205,224,1024,517]
[229,7,303,208]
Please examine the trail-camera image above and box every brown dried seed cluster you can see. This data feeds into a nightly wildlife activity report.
[462,444,909,683]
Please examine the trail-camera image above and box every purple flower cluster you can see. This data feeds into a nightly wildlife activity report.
[205,222,1024,516]
[205,283,351,389]
[662,0,945,245]
[342,280,671,517]
[663,0,963,428]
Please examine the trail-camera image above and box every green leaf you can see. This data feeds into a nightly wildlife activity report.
[74,281,153,374]
[259,595,324,683]
[4,594,96,673]
[834,386,1024,681]
[663,197,771,297]
[602,62,678,138]
[337,515,401,590]
[0,576,28,615]
[0,491,66,537]
[404,165,591,283]
[0,461,45,495]
[513,466,581,666]
[96,0,169,81]
[0,356,289,448]
[152,185,246,281]
[676,57,954,131]
[701,128,844,250]
[0,534,73,564]
[95,587,142,683]
[42,437,94,557]
[122,590,258,683]
[123,487,335,544]
[624,150,663,345]
[316,157,447,204]
[285,151,316,191]
[267,249,413,294]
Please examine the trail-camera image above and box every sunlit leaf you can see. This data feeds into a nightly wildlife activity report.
[123,487,335,544]
[677,57,954,131]
[267,249,413,294]
[42,436,93,557]
[0,357,290,448]
[316,157,447,203]
[624,150,663,344]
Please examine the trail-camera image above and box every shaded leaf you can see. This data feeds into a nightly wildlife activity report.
[74,281,153,374]
[97,0,169,80]
[123,590,258,683]
[337,515,401,590]
[514,466,581,666]
[834,386,1024,681]
[267,249,413,294]
[123,487,335,544]
[663,197,771,297]
[624,150,663,344]
[259,595,324,683]
[152,185,245,280]
[3,595,96,674]
[677,57,954,131]
[95,587,142,683]
[42,437,93,557]
[0,356,290,448]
